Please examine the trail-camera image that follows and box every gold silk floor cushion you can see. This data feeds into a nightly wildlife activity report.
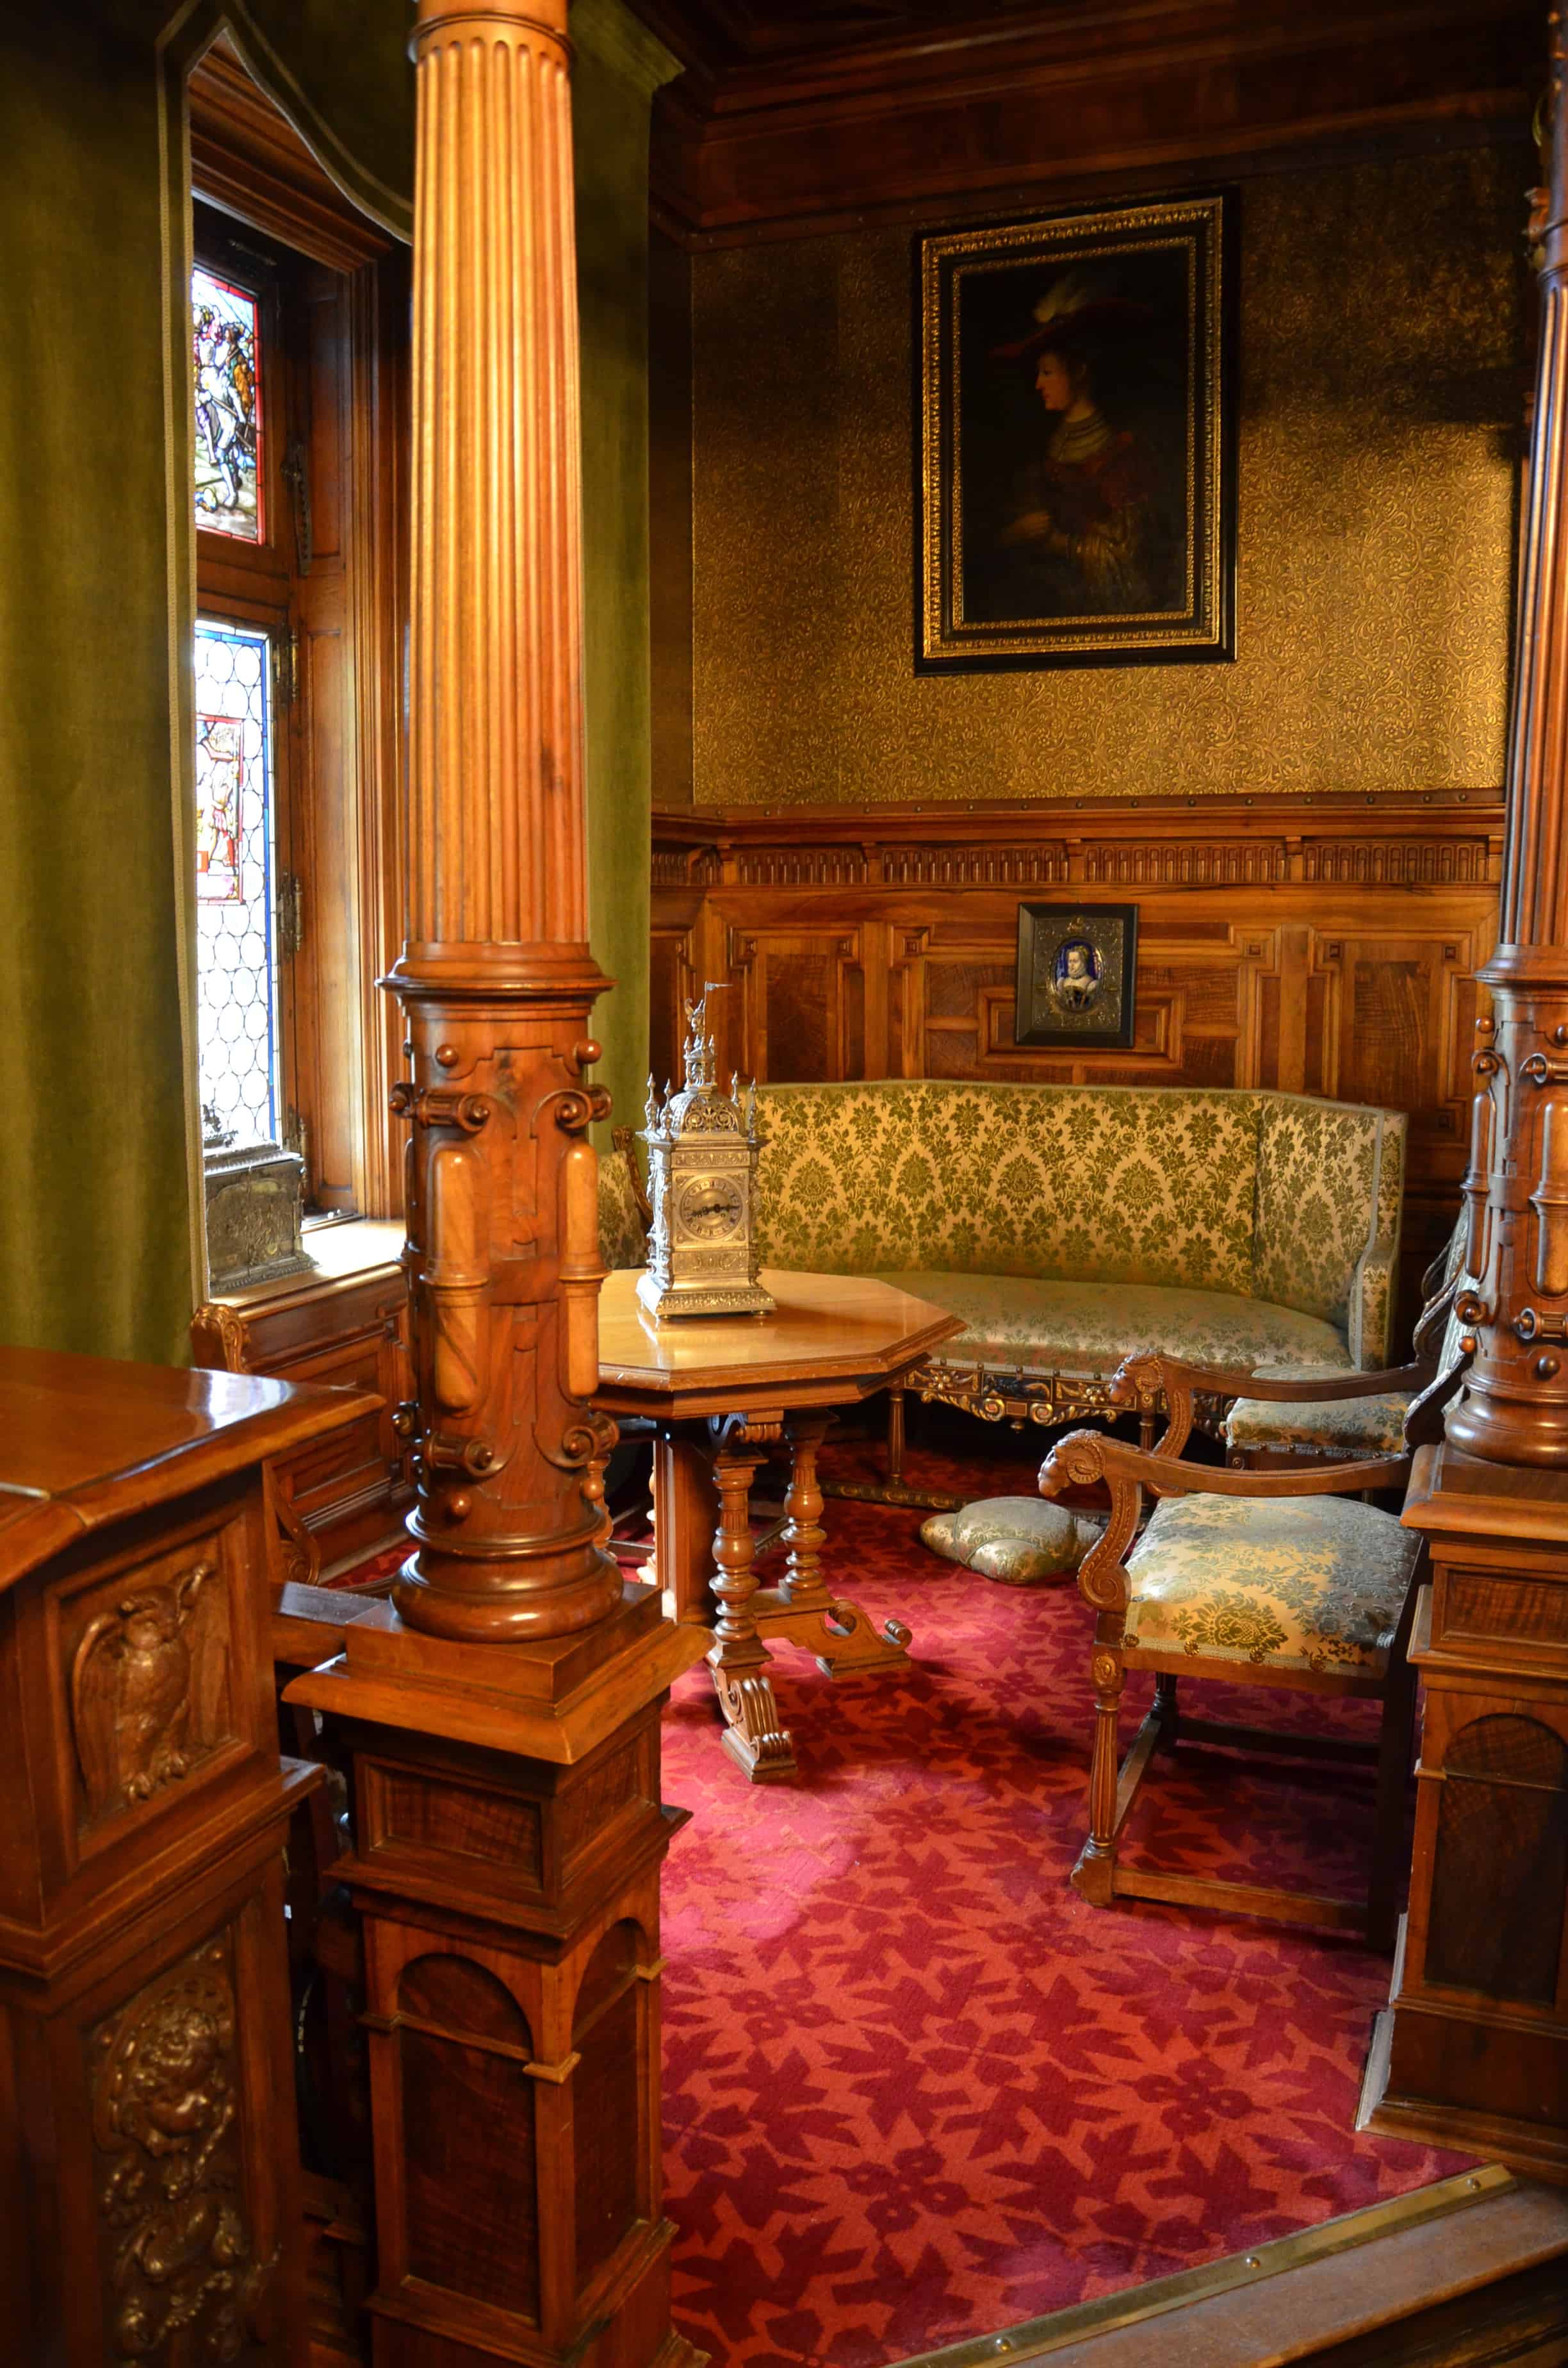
[1122,1490,1421,1677]
[737,1083,1405,1417]
[919,1495,1104,1585]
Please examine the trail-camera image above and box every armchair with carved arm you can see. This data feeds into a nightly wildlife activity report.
[1218,1217,1470,1468]
[1038,1349,1470,1950]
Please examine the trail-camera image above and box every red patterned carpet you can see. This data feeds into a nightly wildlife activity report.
[651,1429,1469,2367]
[335,1425,1471,2366]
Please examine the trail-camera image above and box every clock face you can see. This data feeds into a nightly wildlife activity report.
[677,1173,744,1241]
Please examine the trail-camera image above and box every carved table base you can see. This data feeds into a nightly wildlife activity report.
[651,1409,914,1782]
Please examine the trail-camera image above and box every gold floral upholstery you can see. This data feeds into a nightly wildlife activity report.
[753,1083,1403,1377]
[598,1144,648,1274]
[594,1085,1406,1406]
[1123,1492,1420,1676]
[1250,1094,1404,1363]
[1223,1379,1411,1455]
[874,1272,1353,1377]
[1223,1217,1468,1457]
[756,1083,1261,1293]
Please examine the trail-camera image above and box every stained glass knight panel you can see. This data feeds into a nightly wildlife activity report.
[193,265,263,540]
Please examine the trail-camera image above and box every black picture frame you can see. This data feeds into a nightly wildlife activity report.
[1015,903,1139,1050]
[916,191,1237,672]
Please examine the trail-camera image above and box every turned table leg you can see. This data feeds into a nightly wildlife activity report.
[750,1411,913,1679]
[886,1383,906,1484]
[779,1413,832,1615]
[707,1413,796,1782]
[652,1424,721,1627]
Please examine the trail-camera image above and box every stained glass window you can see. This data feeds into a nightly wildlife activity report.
[195,621,279,1149]
[192,265,263,539]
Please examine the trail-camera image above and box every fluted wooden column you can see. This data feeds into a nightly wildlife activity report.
[1333,4,1568,2182]
[288,13,712,2361]
[1448,22,1568,1465]
[389,0,621,1636]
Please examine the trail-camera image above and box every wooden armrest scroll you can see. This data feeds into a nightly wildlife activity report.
[1040,1424,1413,1612]
[1043,1426,1411,1506]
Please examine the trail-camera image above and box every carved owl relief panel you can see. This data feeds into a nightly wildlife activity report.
[67,1552,233,1834]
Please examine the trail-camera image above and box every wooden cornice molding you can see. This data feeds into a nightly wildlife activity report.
[651,792,1508,891]
[642,0,1536,243]
[655,791,1507,837]
[190,33,397,268]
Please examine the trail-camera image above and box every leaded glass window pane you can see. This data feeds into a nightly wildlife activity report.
[195,621,279,1151]
[193,265,263,539]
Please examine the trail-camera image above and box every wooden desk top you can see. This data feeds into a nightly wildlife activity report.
[595,1267,961,1415]
[0,1346,382,1583]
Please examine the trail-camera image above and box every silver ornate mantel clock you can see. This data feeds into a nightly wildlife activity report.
[638,992,774,1320]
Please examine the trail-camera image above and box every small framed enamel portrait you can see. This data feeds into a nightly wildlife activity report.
[1015,903,1139,1051]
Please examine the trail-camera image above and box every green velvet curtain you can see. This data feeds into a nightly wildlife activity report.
[0,10,195,1365]
[0,0,664,1363]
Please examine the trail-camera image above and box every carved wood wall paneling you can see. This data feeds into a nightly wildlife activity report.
[651,798,1503,1310]
[642,0,1536,244]
[728,924,867,1081]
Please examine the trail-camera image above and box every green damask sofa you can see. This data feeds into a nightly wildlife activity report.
[749,1082,1405,1449]
[600,1081,1406,1461]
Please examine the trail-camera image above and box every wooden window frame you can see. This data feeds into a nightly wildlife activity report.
[189,33,408,1223]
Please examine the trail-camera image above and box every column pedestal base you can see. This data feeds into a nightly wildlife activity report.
[287,1584,712,2368]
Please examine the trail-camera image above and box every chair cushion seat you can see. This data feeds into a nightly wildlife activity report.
[1122,1492,1420,1676]
[1225,1368,1411,1455]
[874,1272,1353,1379]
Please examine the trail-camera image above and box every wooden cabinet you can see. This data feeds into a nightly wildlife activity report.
[0,1345,379,2365]
[192,1218,412,1570]
[1360,1442,1568,2177]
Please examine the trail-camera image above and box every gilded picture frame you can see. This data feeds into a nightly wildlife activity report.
[917,192,1236,671]
[1015,903,1139,1051]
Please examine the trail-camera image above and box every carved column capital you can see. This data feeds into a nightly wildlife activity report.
[388,0,619,1635]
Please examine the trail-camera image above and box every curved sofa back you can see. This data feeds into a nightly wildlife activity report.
[752,1081,1404,1347]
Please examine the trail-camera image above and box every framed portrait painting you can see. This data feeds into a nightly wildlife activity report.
[917,192,1236,671]
[1015,904,1139,1051]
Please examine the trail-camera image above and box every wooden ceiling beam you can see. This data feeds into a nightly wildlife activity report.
[639,0,1535,243]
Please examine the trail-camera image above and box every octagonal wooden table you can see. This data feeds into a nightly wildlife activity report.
[595,1268,963,1780]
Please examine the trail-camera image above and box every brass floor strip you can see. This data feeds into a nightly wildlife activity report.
[885,2165,1515,2367]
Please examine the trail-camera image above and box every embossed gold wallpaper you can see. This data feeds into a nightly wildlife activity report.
[674,144,1527,808]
